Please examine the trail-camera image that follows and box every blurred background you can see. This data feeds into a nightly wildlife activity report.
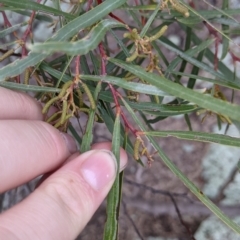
[1,0,240,239]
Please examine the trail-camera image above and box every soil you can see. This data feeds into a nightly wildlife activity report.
[0,0,237,239]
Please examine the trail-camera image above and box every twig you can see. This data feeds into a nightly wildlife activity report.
[203,21,221,71]
[0,49,21,58]
[125,179,191,200]
[125,179,195,239]
[96,0,127,24]
[169,194,196,240]
[122,200,145,240]
[1,10,12,27]
[86,0,94,11]
[213,167,238,203]
[98,42,138,136]
[21,0,42,57]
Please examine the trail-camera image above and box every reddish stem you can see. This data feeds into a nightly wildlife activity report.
[203,21,221,71]
[134,0,145,26]
[16,75,20,84]
[214,38,220,71]
[98,41,138,136]
[96,0,127,24]
[120,108,138,136]
[21,0,42,57]
[189,0,196,9]
[75,55,80,76]
[108,84,121,113]
[230,51,240,66]
[99,42,120,112]
[1,11,12,27]
[109,84,138,136]
[86,0,94,11]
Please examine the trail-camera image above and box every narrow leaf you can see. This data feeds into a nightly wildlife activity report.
[0,21,28,38]
[108,58,240,121]
[170,71,240,90]
[29,20,126,55]
[80,75,171,97]
[104,113,121,240]
[0,0,127,81]
[0,0,75,20]
[160,38,225,80]
[0,81,60,93]
[143,131,240,147]
[221,0,230,59]
[165,38,214,76]
[80,110,95,153]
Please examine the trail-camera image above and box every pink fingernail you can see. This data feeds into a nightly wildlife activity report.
[60,133,78,154]
[80,150,117,191]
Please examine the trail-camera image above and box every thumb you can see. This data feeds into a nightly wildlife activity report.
[0,149,128,240]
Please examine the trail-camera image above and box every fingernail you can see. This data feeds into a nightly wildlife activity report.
[80,150,117,191]
[60,132,78,154]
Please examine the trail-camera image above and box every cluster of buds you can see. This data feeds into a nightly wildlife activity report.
[160,0,190,18]
[197,87,232,124]
[41,78,97,131]
[134,135,156,166]
[123,26,168,63]
[123,26,168,101]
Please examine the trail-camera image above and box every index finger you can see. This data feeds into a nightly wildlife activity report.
[0,87,43,120]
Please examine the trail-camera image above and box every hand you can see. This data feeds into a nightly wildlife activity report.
[0,87,128,239]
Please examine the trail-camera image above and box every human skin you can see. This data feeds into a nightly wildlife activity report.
[0,87,128,240]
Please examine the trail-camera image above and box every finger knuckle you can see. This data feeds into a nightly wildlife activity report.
[43,172,94,220]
